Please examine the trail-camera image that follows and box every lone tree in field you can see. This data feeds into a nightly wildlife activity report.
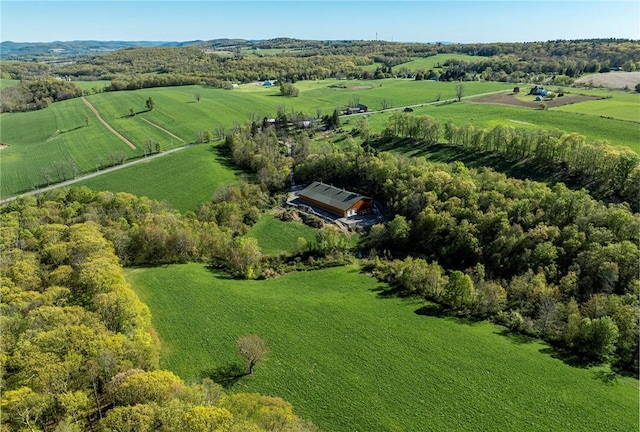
[237,335,267,375]
[456,82,465,102]
[146,97,155,111]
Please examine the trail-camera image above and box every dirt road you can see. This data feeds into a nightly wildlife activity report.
[140,118,185,142]
[82,97,137,150]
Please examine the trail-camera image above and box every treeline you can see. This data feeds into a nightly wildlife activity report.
[382,112,640,208]
[290,140,639,372]
[0,190,317,431]
[5,39,637,91]
[0,78,82,112]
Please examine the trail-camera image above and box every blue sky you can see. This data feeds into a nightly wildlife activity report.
[1,1,638,43]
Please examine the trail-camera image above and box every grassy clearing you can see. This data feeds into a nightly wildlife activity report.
[0,79,19,89]
[398,53,484,71]
[246,214,318,256]
[73,80,111,92]
[77,143,238,213]
[552,91,640,123]
[127,263,639,432]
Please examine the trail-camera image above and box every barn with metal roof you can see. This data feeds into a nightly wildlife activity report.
[298,182,372,218]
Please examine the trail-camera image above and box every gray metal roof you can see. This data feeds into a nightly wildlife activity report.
[299,182,370,211]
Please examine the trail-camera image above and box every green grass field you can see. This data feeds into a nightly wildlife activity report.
[0,80,513,198]
[552,90,640,123]
[73,80,111,92]
[0,97,138,197]
[0,79,19,89]
[397,53,484,71]
[246,214,318,256]
[77,143,238,213]
[362,98,640,152]
[127,263,639,432]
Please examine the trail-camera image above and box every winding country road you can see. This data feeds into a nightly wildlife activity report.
[82,97,137,150]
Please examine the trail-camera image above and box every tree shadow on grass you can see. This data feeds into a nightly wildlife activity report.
[209,143,243,175]
[538,346,595,369]
[201,362,248,388]
[414,303,481,326]
[495,328,537,345]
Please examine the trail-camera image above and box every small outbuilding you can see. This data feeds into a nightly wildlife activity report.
[299,182,372,218]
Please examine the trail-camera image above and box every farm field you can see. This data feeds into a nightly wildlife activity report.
[73,80,111,92]
[573,71,640,89]
[246,214,318,256]
[127,263,639,432]
[0,80,513,198]
[552,90,640,123]
[0,96,138,198]
[362,98,640,152]
[397,53,484,71]
[77,143,238,213]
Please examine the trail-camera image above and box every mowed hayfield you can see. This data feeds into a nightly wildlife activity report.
[552,90,640,123]
[77,143,239,212]
[127,263,639,432]
[0,79,512,198]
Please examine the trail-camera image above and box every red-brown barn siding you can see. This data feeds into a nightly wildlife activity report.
[299,194,372,217]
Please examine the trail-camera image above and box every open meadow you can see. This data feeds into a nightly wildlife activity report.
[76,143,239,212]
[361,94,640,152]
[127,263,639,432]
[0,78,19,89]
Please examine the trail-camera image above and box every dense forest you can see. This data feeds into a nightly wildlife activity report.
[379,112,640,207]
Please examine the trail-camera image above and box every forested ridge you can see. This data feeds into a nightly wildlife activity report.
[2,38,638,84]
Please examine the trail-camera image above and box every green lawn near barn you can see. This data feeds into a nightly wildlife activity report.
[127,263,639,432]
[246,214,318,256]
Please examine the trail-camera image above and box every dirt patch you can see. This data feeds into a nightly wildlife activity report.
[347,85,372,90]
[469,92,599,108]
[509,119,534,126]
[574,71,640,89]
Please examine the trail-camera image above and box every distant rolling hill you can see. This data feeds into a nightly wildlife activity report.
[0,40,202,60]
